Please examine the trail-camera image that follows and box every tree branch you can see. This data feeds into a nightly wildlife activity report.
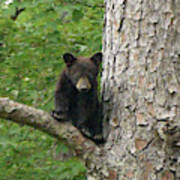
[0,97,98,155]
[0,97,107,178]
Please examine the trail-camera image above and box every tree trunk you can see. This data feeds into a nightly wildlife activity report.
[101,0,180,179]
[0,1,180,179]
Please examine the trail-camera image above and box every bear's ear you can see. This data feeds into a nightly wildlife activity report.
[63,53,76,67]
[90,52,102,67]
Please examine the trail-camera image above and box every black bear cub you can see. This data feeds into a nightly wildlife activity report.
[51,52,104,144]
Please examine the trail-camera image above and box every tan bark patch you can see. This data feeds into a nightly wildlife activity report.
[133,51,139,61]
[150,58,159,72]
[161,170,174,180]
[147,103,155,117]
[108,169,117,180]
[136,112,147,126]
[138,75,145,88]
[145,161,153,172]
[139,154,145,161]
[121,32,126,43]
[141,161,153,180]
[135,138,148,151]
[125,170,134,178]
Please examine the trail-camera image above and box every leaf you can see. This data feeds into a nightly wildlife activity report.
[72,9,84,21]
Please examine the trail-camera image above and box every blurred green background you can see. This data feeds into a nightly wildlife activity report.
[0,0,104,179]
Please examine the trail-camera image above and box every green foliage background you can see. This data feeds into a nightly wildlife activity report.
[0,0,104,179]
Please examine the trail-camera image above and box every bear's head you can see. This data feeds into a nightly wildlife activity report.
[63,52,102,92]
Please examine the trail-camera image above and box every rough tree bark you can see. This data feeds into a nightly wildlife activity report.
[101,0,180,179]
[0,0,180,180]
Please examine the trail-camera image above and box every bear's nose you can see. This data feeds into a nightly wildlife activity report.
[76,77,91,92]
[79,86,89,92]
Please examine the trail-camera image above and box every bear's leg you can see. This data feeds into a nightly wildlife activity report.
[77,94,105,144]
[87,101,105,144]
[51,90,69,121]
